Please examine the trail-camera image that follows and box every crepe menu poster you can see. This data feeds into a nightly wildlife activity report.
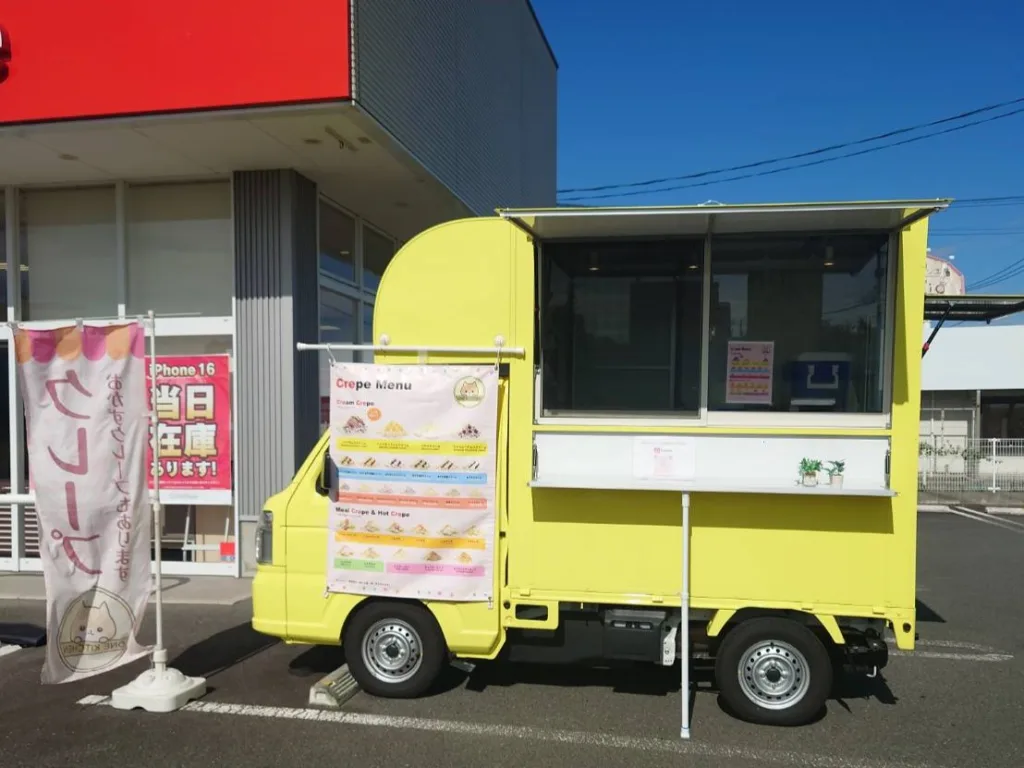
[327,363,499,602]
[725,340,774,405]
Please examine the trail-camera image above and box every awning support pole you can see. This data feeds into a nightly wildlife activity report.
[922,303,952,358]
[681,491,691,739]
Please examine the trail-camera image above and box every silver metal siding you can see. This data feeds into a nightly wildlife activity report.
[233,170,319,520]
[353,0,557,213]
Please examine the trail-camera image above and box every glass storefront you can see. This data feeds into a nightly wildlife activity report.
[0,182,398,575]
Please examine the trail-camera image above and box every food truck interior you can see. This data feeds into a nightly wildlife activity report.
[530,206,904,424]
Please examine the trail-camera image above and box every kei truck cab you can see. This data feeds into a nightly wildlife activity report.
[253,199,959,736]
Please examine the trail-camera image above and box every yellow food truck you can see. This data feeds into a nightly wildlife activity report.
[253,199,971,734]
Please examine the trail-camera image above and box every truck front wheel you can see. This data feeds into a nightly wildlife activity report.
[344,602,448,698]
[714,617,833,727]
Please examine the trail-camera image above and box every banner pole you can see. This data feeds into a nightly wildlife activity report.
[148,310,166,668]
[110,312,206,712]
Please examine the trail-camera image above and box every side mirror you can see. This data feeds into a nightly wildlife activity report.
[316,450,333,497]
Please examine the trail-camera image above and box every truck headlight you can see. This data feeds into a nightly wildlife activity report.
[255,510,273,565]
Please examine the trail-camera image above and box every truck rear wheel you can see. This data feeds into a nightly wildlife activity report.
[714,617,832,727]
[344,602,448,698]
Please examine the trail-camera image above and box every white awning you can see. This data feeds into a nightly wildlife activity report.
[498,200,951,241]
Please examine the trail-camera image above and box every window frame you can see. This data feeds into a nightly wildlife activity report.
[534,230,899,429]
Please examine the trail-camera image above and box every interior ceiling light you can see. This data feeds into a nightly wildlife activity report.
[58,153,78,161]
[303,138,322,145]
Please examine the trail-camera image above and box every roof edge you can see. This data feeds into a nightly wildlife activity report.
[499,199,953,217]
[524,0,558,69]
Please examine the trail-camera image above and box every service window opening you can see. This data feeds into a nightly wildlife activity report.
[535,231,893,419]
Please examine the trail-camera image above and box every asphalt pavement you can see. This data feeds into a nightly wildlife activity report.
[1,511,1023,768]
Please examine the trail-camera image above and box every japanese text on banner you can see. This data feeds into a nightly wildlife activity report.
[16,322,152,684]
[327,364,499,603]
[146,355,232,502]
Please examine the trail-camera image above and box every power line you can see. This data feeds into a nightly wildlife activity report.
[559,106,1024,202]
[557,96,1024,195]
[968,258,1024,290]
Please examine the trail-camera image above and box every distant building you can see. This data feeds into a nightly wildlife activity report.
[925,254,965,296]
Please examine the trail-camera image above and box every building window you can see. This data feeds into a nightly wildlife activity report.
[539,239,705,414]
[708,233,889,414]
[363,226,394,292]
[318,286,357,398]
[319,201,356,284]
[980,397,1024,440]
[21,186,118,321]
[127,181,232,316]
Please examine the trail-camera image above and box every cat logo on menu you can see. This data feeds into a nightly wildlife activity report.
[454,376,486,408]
[55,589,136,673]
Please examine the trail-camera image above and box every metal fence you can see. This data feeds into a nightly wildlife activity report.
[919,437,1024,505]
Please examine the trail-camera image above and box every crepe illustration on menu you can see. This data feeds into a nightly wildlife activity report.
[363,520,380,533]
[389,458,404,469]
[439,460,455,470]
[338,546,355,557]
[402,486,416,495]
[339,482,351,492]
[343,416,367,434]
[456,552,473,564]
[338,519,356,531]
[387,522,404,534]
[468,489,484,498]
[415,423,439,438]
[440,524,459,537]
[392,549,406,561]
[383,421,406,437]
[424,551,443,562]
[464,525,481,537]
[465,460,481,471]
[413,460,430,469]
[380,486,394,494]
[339,456,355,466]
[357,484,370,492]
[446,489,461,497]
[362,548,380,559]
[458,424,480,439]
[413,524,429,536]
[362,457,377,468]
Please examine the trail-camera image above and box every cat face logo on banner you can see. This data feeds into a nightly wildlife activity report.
[56,589,136,674]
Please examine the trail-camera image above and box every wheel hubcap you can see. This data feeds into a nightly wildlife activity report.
[362,619,423,685]
[737,639,810,710]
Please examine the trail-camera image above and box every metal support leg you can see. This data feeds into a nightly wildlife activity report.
[680,491,691,739]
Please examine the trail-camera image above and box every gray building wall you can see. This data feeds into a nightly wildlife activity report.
[352,0,557,213]
[233,170,320,571]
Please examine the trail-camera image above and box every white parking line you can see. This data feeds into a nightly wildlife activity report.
[77,696,943,768]
[948,506,1024,534]
[0,645,21,659]
[891,650,1012,662]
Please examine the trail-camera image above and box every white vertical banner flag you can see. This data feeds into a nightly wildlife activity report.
[16,321,152,684]
[327,364,499,602]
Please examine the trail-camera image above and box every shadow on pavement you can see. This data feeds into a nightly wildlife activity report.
[287,644,468,696]
[916,598,946,623]
[169,622,279,679]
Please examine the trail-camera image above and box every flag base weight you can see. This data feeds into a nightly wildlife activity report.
[110,666,207,713]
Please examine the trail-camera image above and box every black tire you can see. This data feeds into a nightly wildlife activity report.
[714,617,833,727]
[344,601,448,698]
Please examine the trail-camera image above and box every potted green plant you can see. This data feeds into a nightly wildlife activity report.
[826,459,846,488]
[799,458,822,487]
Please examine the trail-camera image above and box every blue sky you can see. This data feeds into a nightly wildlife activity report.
[530,0,1024,294]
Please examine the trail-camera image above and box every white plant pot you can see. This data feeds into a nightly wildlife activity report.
[830,474,844,488]
[801,473,818,487]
